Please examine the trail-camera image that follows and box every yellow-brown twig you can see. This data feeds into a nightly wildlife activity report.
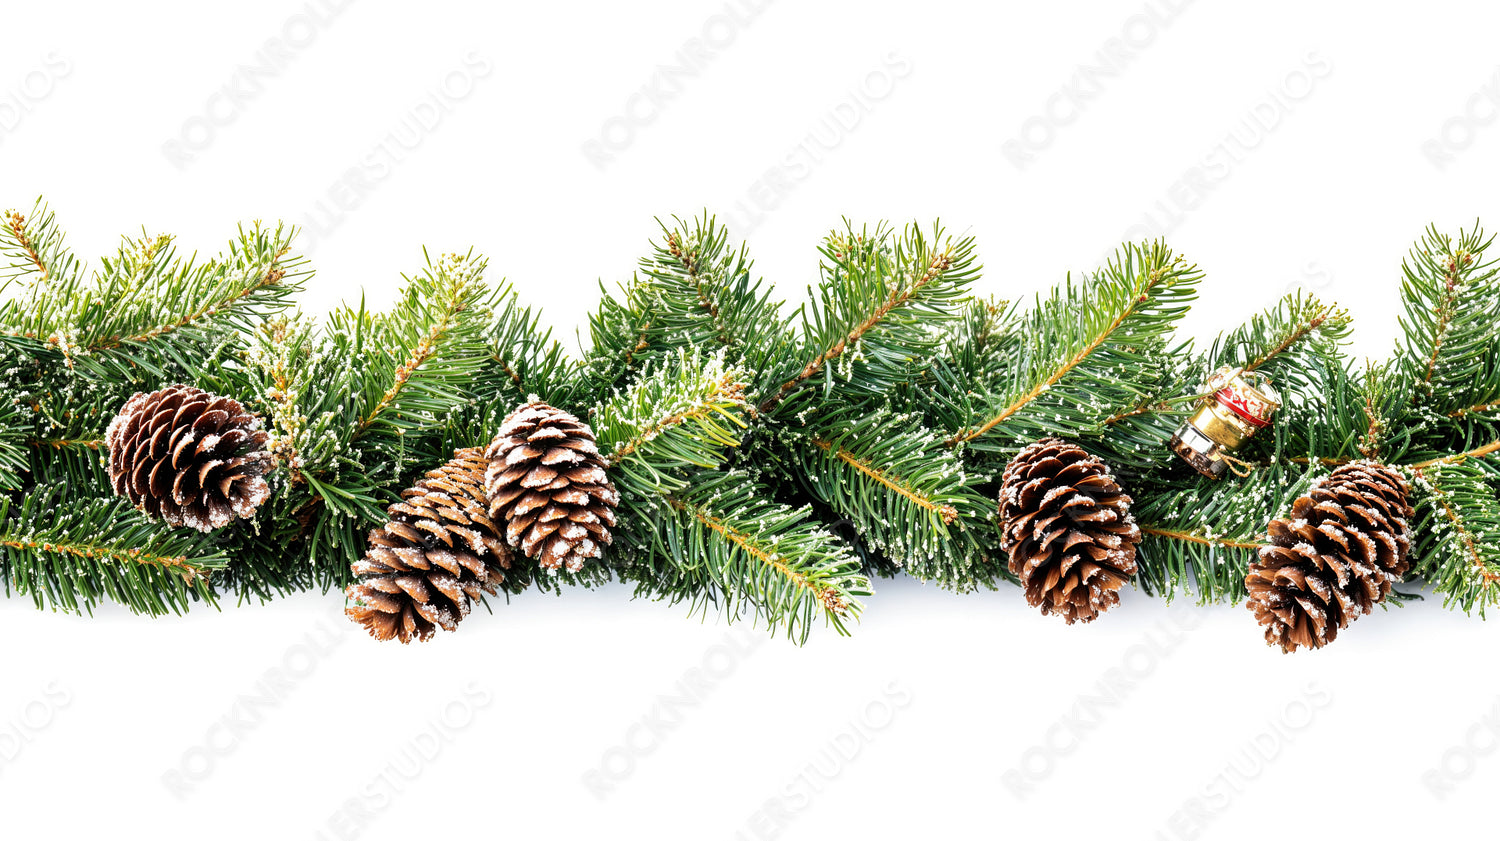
[1140,525,1266,551]
[1,537,206,579]
[810,438,958,524]
[1411,466,1500,585]
[668,497,849,615]
[950,270,1167,446]
[1408,439,1500,469]
[760,249,953,414]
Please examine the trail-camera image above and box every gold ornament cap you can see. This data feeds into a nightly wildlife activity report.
[1168,367,1281,479]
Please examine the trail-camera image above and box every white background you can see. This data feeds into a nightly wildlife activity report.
[2,1,1499,838]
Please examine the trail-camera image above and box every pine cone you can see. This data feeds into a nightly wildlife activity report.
[998,438,1142,624]
[1246,462,1413,654]
[484,399,618,573]
[105,384,272,531]
[346,447,514,643]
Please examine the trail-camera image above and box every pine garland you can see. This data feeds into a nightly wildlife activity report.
[4,199,1499,650]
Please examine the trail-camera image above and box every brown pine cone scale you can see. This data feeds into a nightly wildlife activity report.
[105,384,272,531]
[485,399,618,573]
[1246,461,1413,653]
[346,447,513,644]
[998,438,1142,624]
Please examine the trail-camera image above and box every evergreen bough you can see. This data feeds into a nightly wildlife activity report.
[4,200,1498,645]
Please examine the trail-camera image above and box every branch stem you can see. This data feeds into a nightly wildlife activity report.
[810,438,958,524]
[1140,525,1266,550]
[759,249,952,414]
[1,537,205,578]
[950,267,1167,445]
[668,497,849,615]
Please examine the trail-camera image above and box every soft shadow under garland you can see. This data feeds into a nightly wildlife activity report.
[3,201,1499,653]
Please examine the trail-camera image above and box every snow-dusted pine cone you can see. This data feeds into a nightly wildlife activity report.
[484,398,618,573]
[346,447,514,644]
[105,384,272,531]
[998,438,1142,624]
[1246,462,1413,653]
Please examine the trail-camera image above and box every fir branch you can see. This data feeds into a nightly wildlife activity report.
[760,221,977,413]
[1263,356,1384,466]
[0,199,81,300]
[605,382,744,466]
[0,490,223,616]
[956,298,1135,441]
[336,251,492,450]
[1359,386,1385,460]
[899,297,1017,442]
[3,207,50,283]
[944,241,1199,452]
[1395,223,1500,413]
[246,314,317,480]
[762,249,950,410]
[2,208,304,387]
[663,225,733,347]
[476,281,572,407]
[785,406,994,589]
[668,498,849,615]
[90,247,290,350]
[663,467,876,638]
[1408,461,1500,616]
[616,470,870,642]
[1286,455,1354,466]
[1242,296,1347,373]
[808,439,959,524]
[1103,400,1170,426]
[1418,255,1469,385]
[1132,466,1313,604]
[921,297,1018,395]
[593,351,750,494]
[1416,474,1498,582]
[358,300,459,435]
[578,285,654,403]
[579,214,787,404]
[1272,439,1500,471]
